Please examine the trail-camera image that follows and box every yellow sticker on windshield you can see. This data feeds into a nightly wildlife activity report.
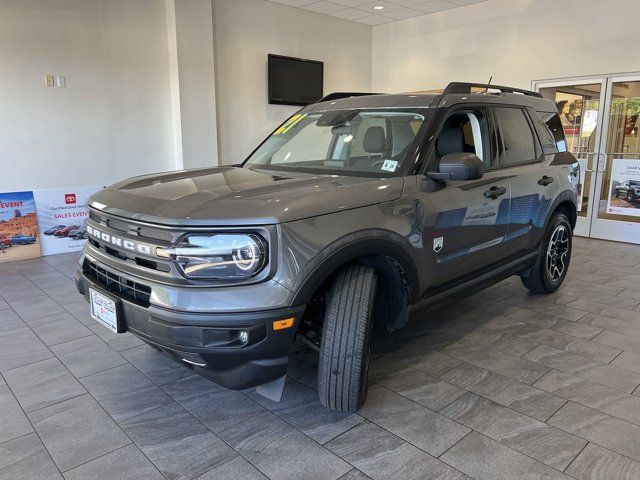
[274,114,306,135]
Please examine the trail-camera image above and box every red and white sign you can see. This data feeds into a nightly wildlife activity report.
[34,186,102,256]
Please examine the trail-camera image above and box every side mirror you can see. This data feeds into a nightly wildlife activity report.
[427,152,484,181]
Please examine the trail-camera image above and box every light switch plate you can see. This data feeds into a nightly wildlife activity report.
[44,74,54,87]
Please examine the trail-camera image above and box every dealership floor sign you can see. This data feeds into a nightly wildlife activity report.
[0,191,41,263]
[606,159,640,217]
[34,187,102,256]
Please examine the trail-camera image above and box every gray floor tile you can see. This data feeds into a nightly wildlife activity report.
[524,344,640,393]
[8,296,66,322]
[197,456,268,480]
[592,329,640,355]
[327,421,466,480]
[358,385,470,457]
[120,402,235,480]
[0,432,62,480]
[88,323,144,352]
[51,335,127,378]
[161,373,227,402]
[440,392,585,470]
[0,328,53,372]
[63,301,91,325]
[181,389,265,433]
[79,364,172,422]
[28,394,130,472]
[43,283,85,307]
[565,443,640,480]
[27,312,93,346]
[440,432,571,480]
[120,344,192,385]
[566,298,640,322]
[534,369,640,426]
[577,312,640,339]
[248,378,364,444]
[338,470,372,480]
[440,362,566,421]
[439,341,549,385]
[3,357,85,413]
[369,358,465,411]
[220,411,351,480]
[514,325,621,363]
[386,347,462,377]
[0,386,33,443]
[63,444,164,480]
[548,402,640,462]
[611,350,640,374]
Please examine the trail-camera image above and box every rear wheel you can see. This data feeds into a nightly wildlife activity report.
[627,191,635,202]
[521,212,572,294]
[318,264,377,412]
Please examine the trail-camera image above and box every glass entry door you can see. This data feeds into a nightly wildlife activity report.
[534,75,640,244]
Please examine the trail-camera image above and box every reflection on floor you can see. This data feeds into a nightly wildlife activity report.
[2,236,640,479]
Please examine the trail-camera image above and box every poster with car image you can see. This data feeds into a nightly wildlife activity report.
[606,159,640,217]
[34,186,102,256]
[0,191,41,262]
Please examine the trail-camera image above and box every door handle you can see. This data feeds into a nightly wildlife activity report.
[538,175,554,186]
[484,186,507,199]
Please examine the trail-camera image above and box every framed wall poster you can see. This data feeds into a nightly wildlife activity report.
[34,186,102,256]
[606,159,640,217]
[0,191,41,262]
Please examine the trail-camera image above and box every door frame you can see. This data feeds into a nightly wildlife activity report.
[532,73,640,243]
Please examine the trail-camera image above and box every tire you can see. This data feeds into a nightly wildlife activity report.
[627,191,635,202]
[521,212,572,294]
[318,264,377,412]
[615,191,620,198]
[0,243,4,250]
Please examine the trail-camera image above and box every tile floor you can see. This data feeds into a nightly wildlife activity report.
[2,236,640,479]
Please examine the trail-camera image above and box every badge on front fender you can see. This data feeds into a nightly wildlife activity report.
[433,236,443,253]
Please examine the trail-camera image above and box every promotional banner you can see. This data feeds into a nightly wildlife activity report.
[606,159,640,217]
[34,186,102,256]
[0,191,41,262]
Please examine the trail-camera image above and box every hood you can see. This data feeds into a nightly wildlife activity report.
[89,166,405,226]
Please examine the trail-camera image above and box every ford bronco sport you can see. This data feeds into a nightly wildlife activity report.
[614,180,640,202]
[75,82,578,412]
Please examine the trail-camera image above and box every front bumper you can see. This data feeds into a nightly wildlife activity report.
[75,261,306,390]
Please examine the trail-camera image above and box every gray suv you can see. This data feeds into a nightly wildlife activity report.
[75,82,579,412]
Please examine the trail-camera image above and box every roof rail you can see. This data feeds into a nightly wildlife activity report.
[317,92,383,103]
[442,82,542,98]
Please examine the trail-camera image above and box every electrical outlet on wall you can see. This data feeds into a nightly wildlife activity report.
[55,75,66,88]
[44,74,55,87]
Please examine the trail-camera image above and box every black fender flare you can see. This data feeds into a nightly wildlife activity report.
[290,230,420,306]
[545,189,577,230]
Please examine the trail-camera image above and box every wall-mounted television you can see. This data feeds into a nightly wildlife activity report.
[268,54,324,106]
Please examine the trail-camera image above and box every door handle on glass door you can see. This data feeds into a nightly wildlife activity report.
[484,186,507,199]
[538,175,554,186]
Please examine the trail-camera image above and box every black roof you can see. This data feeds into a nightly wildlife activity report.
[305,82,556,114]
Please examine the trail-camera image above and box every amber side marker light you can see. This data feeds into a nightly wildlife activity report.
[273,318,295,331]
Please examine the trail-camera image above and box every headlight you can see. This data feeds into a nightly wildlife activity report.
[158,233,267,279]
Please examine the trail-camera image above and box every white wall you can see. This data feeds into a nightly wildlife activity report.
[372,0,640,93]
[213,0,372,164]
[0,0,176,192]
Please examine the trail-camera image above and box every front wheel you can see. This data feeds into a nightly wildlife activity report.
[627,191,636,202]
[318,264,377,412]
[521,213,572,294]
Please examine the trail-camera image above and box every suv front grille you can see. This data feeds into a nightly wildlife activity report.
[83,259,151,307]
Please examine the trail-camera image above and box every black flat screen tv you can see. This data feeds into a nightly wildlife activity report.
[268,54,324,106]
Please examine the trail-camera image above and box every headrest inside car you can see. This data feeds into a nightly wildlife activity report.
[436,122,465,158]
[363,126,386,153]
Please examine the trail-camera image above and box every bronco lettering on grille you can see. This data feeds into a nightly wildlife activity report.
[87,224,152,255]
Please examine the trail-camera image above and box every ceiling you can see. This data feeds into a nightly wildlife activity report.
[266,0,489,25]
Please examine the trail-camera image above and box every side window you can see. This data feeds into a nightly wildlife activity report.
[434,109,489,166]
[494,107,538,165]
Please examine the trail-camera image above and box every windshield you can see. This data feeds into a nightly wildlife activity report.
[244,109,428,177]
